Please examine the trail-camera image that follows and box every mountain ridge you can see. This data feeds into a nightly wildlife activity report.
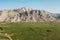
[0,7,56,22]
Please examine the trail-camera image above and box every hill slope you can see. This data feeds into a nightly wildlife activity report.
[0,22,60,40]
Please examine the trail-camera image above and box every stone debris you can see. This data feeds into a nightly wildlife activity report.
[0,27,12,40]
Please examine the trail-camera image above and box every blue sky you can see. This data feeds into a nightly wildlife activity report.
[0,0,60,13]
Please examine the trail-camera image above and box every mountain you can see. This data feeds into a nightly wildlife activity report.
[0,7,56,22]
[55,13,60,19]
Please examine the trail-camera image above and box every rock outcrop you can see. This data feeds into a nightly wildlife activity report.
[0,7,56,22]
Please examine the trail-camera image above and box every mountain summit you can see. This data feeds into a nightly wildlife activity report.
[0,7,56,22]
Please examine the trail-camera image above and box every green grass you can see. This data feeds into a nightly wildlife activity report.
[0,22,60,40]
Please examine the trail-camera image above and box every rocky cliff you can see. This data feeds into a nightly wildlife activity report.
[0,7,56,22]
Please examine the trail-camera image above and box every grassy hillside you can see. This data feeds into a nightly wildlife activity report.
[0,22,60,40]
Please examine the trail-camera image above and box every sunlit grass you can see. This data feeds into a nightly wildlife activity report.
[0,22,60,40]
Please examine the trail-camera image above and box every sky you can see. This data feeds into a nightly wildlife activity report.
[0,0,60,13]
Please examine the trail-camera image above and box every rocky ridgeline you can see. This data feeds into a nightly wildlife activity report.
[0,7,56,22]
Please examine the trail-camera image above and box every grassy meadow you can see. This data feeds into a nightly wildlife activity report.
[0,22,60,40]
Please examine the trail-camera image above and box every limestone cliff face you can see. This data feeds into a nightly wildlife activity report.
[0,7,56,22]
